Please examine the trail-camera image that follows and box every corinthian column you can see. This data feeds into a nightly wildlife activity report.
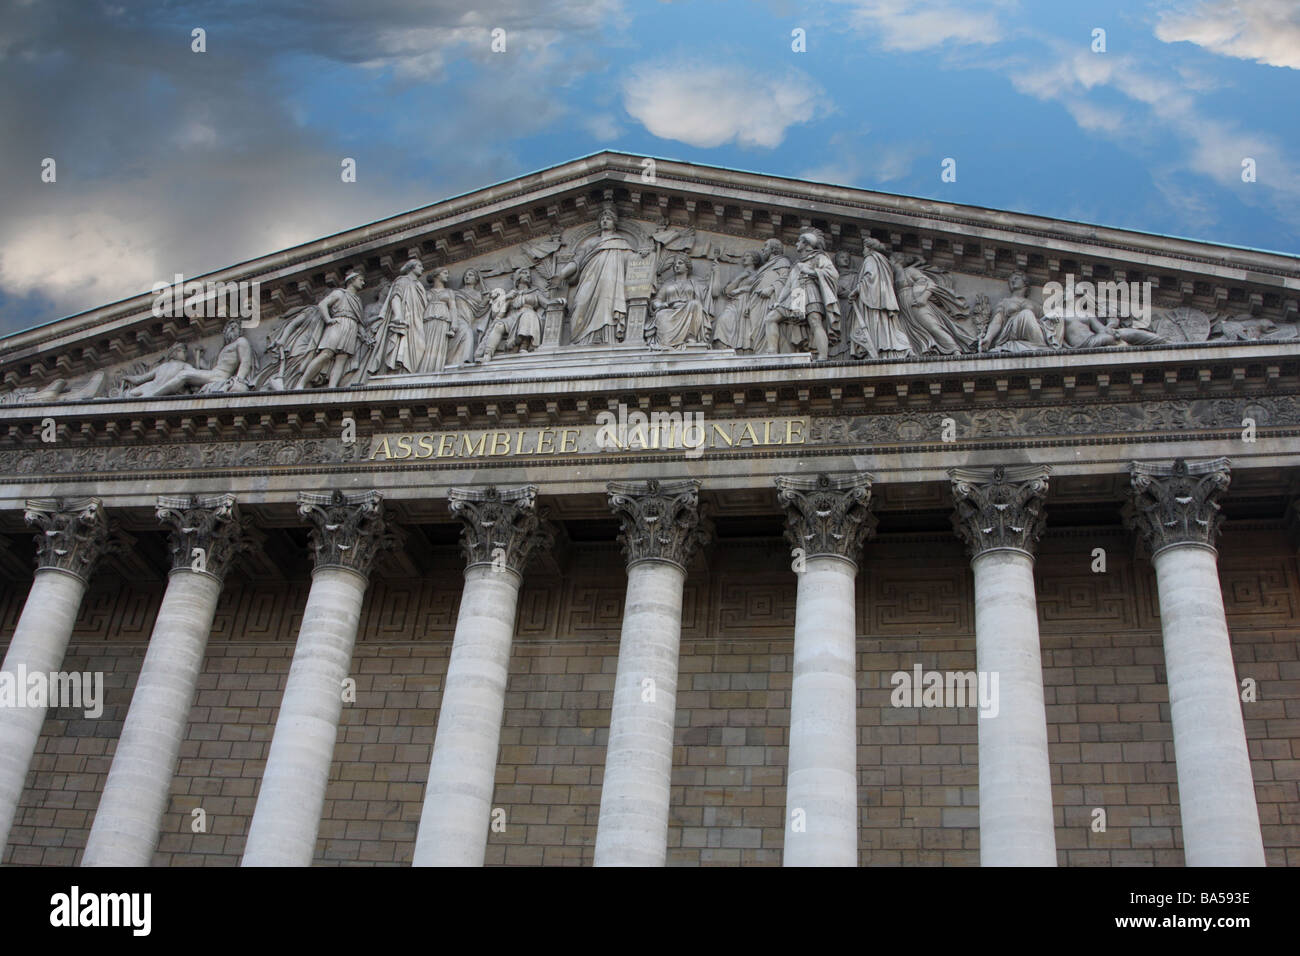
[950,465,1056,866]
[0,498,111,851]
[84,494,252,867]
[594,479,711,866]
[242,491,396,867]
[413,486,553,866]
[776,473,875,867]
[1127,458,1264,866]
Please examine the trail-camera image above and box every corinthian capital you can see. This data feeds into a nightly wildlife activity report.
[950,465,1050,558]
[1126,457,1230,554]
[298,490,398,578]
[24,497,113,582]
[607,478,711,570]
[156,494,255,581]
[448,484,554,574]
[775,472,876,563]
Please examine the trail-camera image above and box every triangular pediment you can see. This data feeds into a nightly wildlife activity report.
[2,152,1298,405]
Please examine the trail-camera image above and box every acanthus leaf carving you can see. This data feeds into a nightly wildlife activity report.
[1126,457,1231,553]
[448,484,554,574]
[156,493,256,580]
[298,489,399,578]
[950,464,1050,558]
[775,471,876,562]
[24,496,114,581]
[607,478,711,569]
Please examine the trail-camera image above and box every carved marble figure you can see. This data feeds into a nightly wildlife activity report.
[847,238,908,360]
[367,258,429,376]
[980,272,1049,353]
[476,268,552,362]
[297,270,367,388]
[890,252,976,356]
[711,250,763,351]
[120,321,255,397]
[765,231,840,361]
[553,204,639,346]
[647,253,718,349]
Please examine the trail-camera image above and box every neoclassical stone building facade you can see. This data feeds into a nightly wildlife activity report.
[0,154,1297,866]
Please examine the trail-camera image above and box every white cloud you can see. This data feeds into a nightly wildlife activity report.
[803,141,921,187]
[582,112,623,140]
[0,209,162,311]
[834,0,1008,52]
[1156,0,1300,70]
[991,39,1300,226]
[622,61,829,148]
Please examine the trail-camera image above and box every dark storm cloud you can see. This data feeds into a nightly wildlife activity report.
[0,0,624,332]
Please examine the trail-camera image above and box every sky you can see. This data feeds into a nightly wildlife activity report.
[0,0,1297,335]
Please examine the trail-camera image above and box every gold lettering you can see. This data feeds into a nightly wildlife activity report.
[437,434,456,458]
[763,421,782,445]
[559,429,579,453]
[711,422,733,448]
[537,428,556,455]
[738,422,760,446]
[490,431,511,456]
[514,429,526,456]
[459,433,488,457]
[786,419,806,445]
[371,437,392,461]
[416,435,435,459]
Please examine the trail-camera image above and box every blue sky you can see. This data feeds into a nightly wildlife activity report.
[1,0,1297,334]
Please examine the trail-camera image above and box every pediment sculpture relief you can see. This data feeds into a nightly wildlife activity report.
[3,205,1296,405]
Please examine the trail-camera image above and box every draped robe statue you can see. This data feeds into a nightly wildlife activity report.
[367,259,429,375]
[890,253,975,355]
[555,206,638,346]
[848,238,909,359]
[980,272,1049,353]
[743,240,793,354]
[446,268,491,366]
[647,254,717,348]
[766,232,840,361]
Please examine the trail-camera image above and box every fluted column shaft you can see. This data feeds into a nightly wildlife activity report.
[0,498,109,852]
[1129,458,1264,866]
[594,479,709,867]
[952,466,1056,866]
[84,495,249,866]
[776,472,874,867]
[414,485,552,866]
[970,549,1055,864]
[242,491,393,867]
[785,554,859,866]
[595,559,686,866]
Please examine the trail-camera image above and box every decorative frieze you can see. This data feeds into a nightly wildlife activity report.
[607,478,711,570]
[23,497,113,582]
[1126,457,1231,554]
[297,490,397,578]
[775,472,876,562]
[448,484,554,574]
[156,493,255,581]
[949,465,1050,558]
